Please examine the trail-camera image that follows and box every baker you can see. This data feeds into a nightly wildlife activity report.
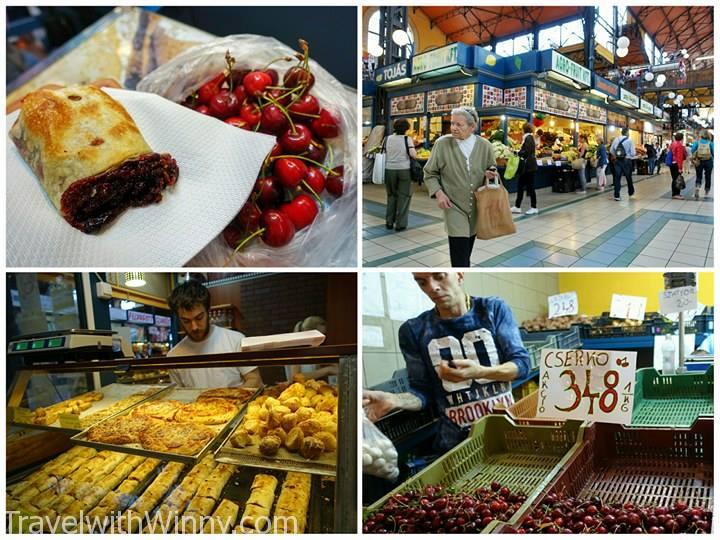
[363,272,529,453]
[167,280,262,388]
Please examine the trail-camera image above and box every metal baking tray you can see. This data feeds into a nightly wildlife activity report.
[70,387,260,464]
[8,383,171,433]
[220,466,335,533]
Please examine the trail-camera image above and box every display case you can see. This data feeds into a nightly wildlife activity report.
[6,345,357,534]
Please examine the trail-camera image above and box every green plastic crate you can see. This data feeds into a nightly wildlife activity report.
[631,366,714,427]
[364,415,584,532]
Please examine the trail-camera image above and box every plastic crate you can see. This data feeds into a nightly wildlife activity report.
[505,390,565,427]
[582,312,672,338]
[632,366,714,427]
[494,418,714,532]
[365,415,584,532]
[522,327,582,370]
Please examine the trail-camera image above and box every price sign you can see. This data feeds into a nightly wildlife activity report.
[610,294,646,321]
[548,292,578,318]
[659,286,698,315]
[537,349,637,424]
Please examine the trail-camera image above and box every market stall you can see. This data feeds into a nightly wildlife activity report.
[6,345,357,534]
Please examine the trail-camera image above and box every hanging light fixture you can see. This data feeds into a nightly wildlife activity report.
[617,48,629,58]
[655,79,664,88]
[617,36,630,49]
[368,42,384,57]
[668,92,676,99]
[124,272,146,288]
[391,29,411,47]
[656,73,666,84]
[644,71,654,82]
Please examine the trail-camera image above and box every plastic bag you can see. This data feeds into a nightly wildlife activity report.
[362,415,399,481]
[504,154,520,180]
[137,34,357,267]
[372,153,386,184]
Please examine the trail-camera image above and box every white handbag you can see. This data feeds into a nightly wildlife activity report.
[372,151,386,185]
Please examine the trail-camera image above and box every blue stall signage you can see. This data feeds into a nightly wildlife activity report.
[412,43,459,75]
[551,51,591,86]
[592,74,619,100]
[374,61,409,85]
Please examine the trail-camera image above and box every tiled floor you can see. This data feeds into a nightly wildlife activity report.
[363,171,713,267]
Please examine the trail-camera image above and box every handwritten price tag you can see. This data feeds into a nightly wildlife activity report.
[537,349,637,424]
[659,286,698,315]
[610,294,647,321]
[548,292,578,318]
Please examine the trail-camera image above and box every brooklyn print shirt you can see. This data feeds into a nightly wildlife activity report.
[400,296,530,451]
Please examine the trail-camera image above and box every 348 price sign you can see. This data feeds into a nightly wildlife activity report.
[536,349,637,424]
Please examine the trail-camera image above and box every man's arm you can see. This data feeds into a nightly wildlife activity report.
[439,360,518,383]
[363,390,422,422]
[241,368,263,388]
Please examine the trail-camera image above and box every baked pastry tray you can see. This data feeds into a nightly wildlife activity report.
[8,383,171,433]
[70,386,261,464]
[222,466,335,533]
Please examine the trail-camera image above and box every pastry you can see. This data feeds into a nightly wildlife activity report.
[259,435,282,456]
[80,394,147,428]
[196,387,255,404]
[131,399,184,421]
[240,474,278,530]
[314,431,337,452]
[9,85,179,233]
[174,398,238,425]
[124,462,185,531]
[230,429,252,448]
[139,421,215,455]
[285,427,304,452]
[87,414,160,445]
[195,463,235,500]
[275,472,311,533]
[202,498,239,533]
[299,436,324,460]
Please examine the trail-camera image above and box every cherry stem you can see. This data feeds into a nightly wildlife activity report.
[271,154,334,173]
[225,50,236,93]
[225,227,265,265]
[288,110,321,119]
[264,94,296,133]
[262,56,294,70]
[327,144,338,174]
[301,180,324,208]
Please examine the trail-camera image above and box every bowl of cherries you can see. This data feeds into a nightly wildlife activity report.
[138,36,355,266]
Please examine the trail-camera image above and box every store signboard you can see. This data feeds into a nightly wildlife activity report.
[534,88,579,119]
[412,43,459,75]
[618,88,639,108]
[428,84,475,113]
[548,292,578,318]
[578,101,607,124]
[537,349,637,424]
[640,100,654,115]
[610,294,646,321]
[374,60,409,85]
[389,92,425,116]
[659,286,698,315]
[607,111,628,128]
[109,307,127,321]
[592,74,619,99]
[654,106,663,119]
[128,310,155,324]
[551,50,591,86]
[155,315,172,327]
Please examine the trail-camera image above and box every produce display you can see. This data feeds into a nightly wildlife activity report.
[415,148,431,159]
[20,391,103,426]
[521,315,592,332]
[229,379,337,461]
[175,40,344,253]
[363,483,528,534]
[504,493,711,534]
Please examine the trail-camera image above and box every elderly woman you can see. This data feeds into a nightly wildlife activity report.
[423,106,499,267]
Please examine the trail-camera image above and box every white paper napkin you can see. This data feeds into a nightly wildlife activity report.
[6,87,276,267]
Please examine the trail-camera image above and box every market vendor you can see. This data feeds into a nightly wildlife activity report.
[363,272,530,453]
[552,135,565,152]
[166,280,262,388]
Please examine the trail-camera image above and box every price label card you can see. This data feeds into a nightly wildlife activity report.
[548,292,578,318]
[537,349,637,424]
[659,286,698,315]
[610,294,647,321]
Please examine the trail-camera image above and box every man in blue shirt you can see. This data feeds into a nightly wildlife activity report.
[609,127,637,201]
[690,130,714,199]
[363,272,530,453]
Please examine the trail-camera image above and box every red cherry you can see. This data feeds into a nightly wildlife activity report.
[240,102,261,127]
[260,209,295,246]
[235,203,262,232]
[233,84,247,105]
[225,116,248,129]
[194,104,211,115]
[264,68,279,86]
[280,194,318,230]
[222,224,244,248]
[289,93,320,120]
[197,72,226,104]
[243,71,273,97]
[267,88,291,106]
[274,158,308,188]
[208,90,239,118]
[304,140,327,162]
[311,108,340,139]
[304,167,326,195]
[326,166,344,197]
[260,104,289,134]
[229,69,250,89]
[279,124,313,154]
[254,176,283,207]
[269,141,283,158]
[284,65,315,91]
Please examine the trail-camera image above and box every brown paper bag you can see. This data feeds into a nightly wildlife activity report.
[474,176,517,240]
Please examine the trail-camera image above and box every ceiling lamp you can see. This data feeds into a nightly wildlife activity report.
[677,94,684,101]
[680,49,688,55]
[655,79,664,88]
[617,48,629,58]
[656,73,666,84]
[368,42,384,57]
[644,71,654,82]
[668,92,676,99]
[124,272,146,288]
[392,29,411,47]
[617,36,630,49]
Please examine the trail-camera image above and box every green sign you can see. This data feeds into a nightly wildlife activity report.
[47,337,64,348]
[13,342,29,351]
[551,51,591,86]
[31,340,45,350]
[412,44,459,75]
[640,100,654,115]
[619,88,639,108]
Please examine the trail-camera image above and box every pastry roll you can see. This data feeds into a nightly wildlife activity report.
[275,472,311,534]
[9,85,179,233]
[203,499,239,533]
[240,474,278,529]
[195,463,235,500]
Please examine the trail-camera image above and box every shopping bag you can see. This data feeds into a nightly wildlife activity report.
[504,154,520,180]
[362,415,399,480]
[409,159,424,183]
[474,175,517,240]
[571,158,585,170]
[372,152,386,184]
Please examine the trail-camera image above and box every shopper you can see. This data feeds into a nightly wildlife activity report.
[423,106,498,268]
[383,118,418,231]
[166,280,262,388]
[511,122,538,215]
[534,128,544,148]
[609,127,636,201]
[669,132,687,199]
[690,129,714,199]
[362,272,529,453]
[595,135,608,191]
[683,141,692,175]
[576,134,588,194]
[644,141,656,176]
[658,143,669,174]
